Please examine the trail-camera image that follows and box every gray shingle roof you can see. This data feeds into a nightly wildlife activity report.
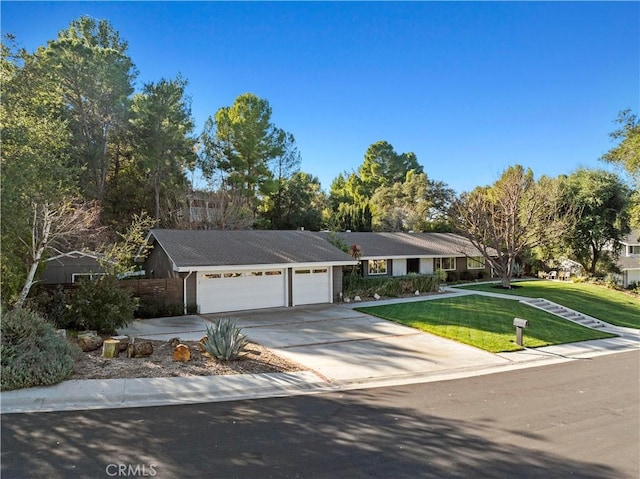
[315,231,491,258]
[621,229,640,245]
[149,229,356,268]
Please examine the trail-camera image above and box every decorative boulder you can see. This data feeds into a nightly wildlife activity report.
[354,296,362,302]
[415,290,420,295]
[168,337,181,349]
[344,297,351,303]
[127,340,154,358]
[373,293,381,300]
[173,344,191,362]
[197,336,209,352]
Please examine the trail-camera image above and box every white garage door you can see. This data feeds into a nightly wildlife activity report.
[293,267,331,306]
[198,269,286,314]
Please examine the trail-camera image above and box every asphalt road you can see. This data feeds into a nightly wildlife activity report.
[2,351,638,479]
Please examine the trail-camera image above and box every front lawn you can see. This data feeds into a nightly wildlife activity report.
[357,295,615,353]
[454,280,639,329]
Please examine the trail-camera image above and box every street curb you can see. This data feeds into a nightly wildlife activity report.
[0,371,325,414]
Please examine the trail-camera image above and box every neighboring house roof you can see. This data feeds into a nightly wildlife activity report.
[619,255,640,270]
[621,229,640,245]
[45,250,104,263]
[315,231,494,258]
[147,229,357,270]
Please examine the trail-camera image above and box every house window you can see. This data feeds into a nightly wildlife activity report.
[296,269,311,274]
[629,245,640,255]
[223,272,243,278]
[368,259,387,275]
[467,256,485,269]
[203,273,221,279]
[265,270,282,276]
[435,257,456,271]
[312,268,328,274]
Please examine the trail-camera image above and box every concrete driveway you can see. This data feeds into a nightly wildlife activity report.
[202,304,507,383]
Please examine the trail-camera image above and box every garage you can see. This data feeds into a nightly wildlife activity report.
[144,229,357,314]
[198,269,286,314]
[293,267,331,306]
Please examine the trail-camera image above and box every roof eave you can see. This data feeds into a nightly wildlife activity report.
[174,260,358,273]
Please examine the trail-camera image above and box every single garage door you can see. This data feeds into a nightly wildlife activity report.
[198,269,286,314]
[293,267,331,306]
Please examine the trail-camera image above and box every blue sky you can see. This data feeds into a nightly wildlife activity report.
[2,1,638,194]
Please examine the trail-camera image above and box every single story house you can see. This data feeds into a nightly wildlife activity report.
[616,229,640,287]
[142,229,494,314]
[39,250,108,285]
[143,229,358,314]
[315,231,494,280]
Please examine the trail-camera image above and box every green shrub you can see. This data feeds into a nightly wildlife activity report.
[203,319,249,361]
[343,274,440,299]
[446,271,459,282]
[604,273,619,289]
[27,285,73,329]
[1,308,81,390]
[68,276,138,334]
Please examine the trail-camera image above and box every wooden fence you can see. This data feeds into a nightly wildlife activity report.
[117,278,183,305]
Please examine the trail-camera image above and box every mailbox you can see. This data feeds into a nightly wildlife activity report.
[513,317,529,346]
[513,318,529,328]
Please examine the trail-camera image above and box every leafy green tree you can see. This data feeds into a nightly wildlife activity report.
[600,110,640,228]
[129,76,196,221]
[601,109,640,185]
[99,212,157,276]
[327,141,441,232]
[199,93,299,217]
[1,36,77,304]
[371,170,455,231]
[560,169,631,275]
[454,165,571,288]
[329,203,373,232]
[40,16,136,201]
[359,141,423,196]
[261,172,326,230]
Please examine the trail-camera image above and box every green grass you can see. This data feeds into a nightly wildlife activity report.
[357,295,615,353]
[455,280,639,329]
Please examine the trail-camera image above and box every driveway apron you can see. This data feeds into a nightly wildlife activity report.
[203,304,507,383]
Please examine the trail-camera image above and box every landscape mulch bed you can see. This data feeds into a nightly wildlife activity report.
[72,338,306,380]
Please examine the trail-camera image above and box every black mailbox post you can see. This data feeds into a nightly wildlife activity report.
[513,317,529,346]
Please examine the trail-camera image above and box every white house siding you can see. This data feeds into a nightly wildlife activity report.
[420,258,434,274]
[392,260,407,277]
[624,269,640,287]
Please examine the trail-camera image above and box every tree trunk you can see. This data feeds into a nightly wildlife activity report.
[102,339,120,358]
[78,334,104,352]
[127,340,154,358]
[15,204,52,309]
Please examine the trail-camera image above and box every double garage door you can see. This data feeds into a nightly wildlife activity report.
[198,267,331,314]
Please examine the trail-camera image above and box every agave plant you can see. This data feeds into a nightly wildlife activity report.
[203,319,249,361]
[512,262,524,278]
